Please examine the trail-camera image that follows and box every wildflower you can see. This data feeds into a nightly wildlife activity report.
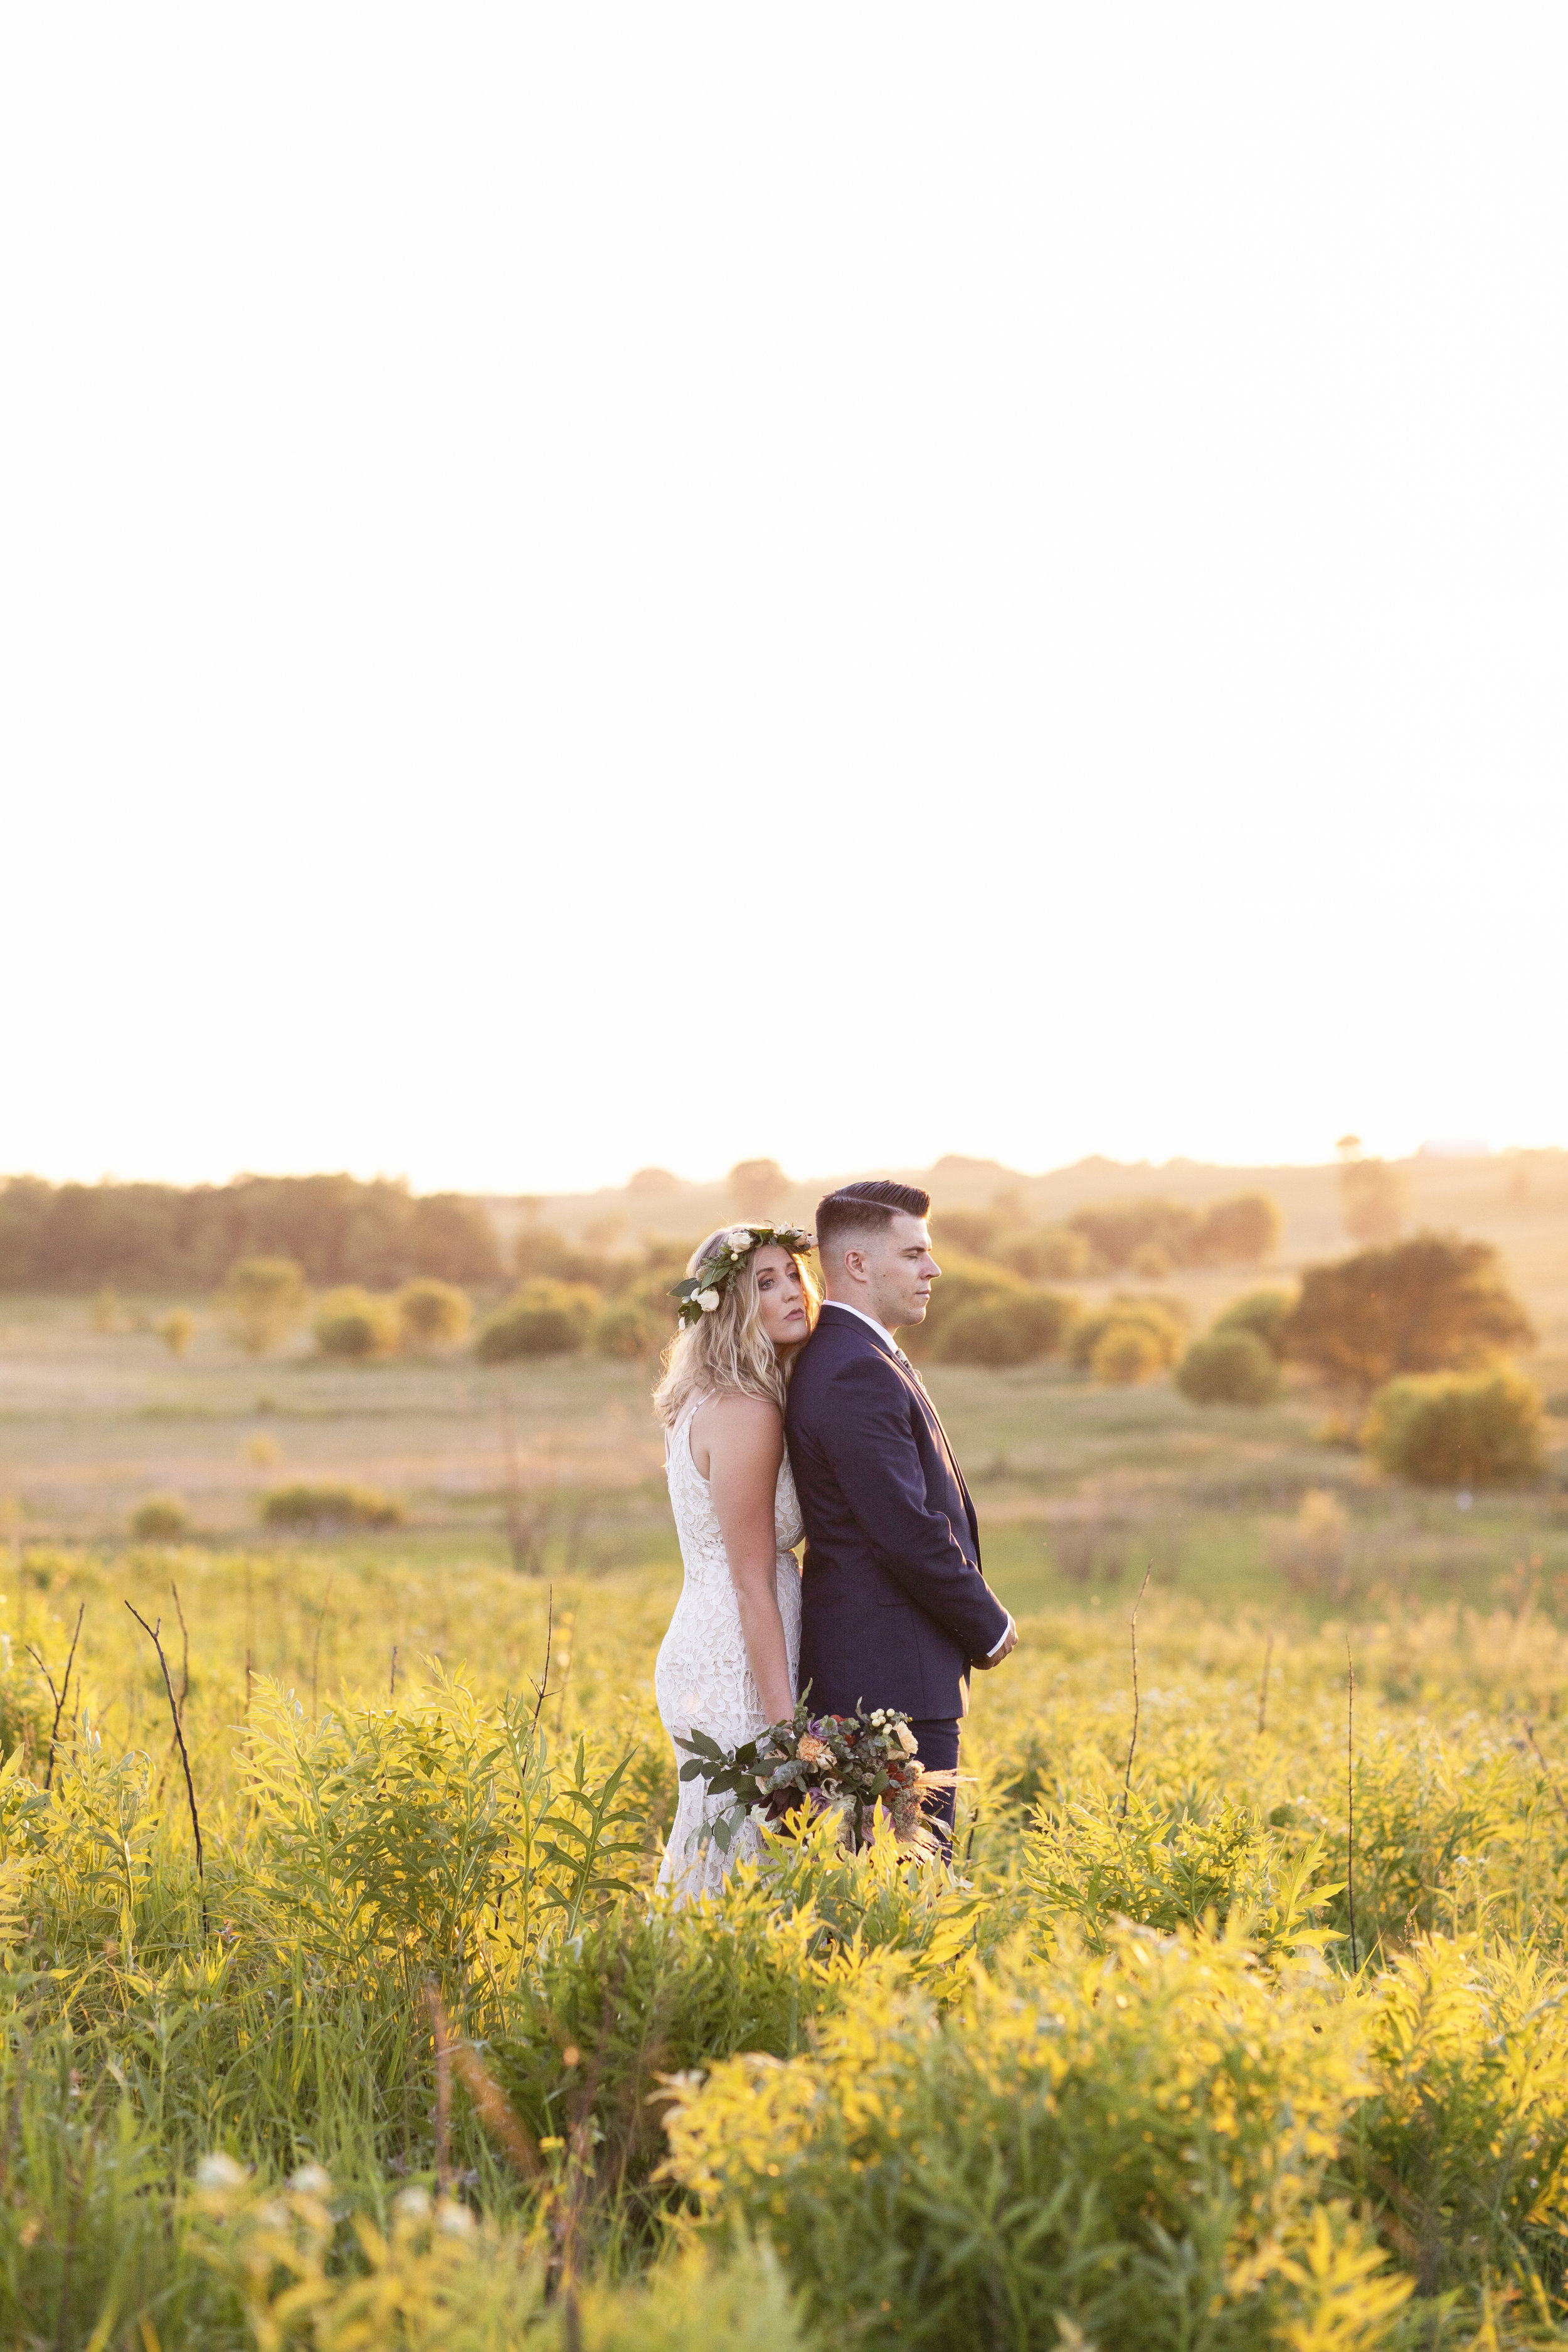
[290,2163,331,2195]
[197,2153,248,2189]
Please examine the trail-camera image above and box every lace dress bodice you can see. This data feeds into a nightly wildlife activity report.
[655,1396,803,1900]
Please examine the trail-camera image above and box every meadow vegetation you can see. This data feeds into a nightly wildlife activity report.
[2,1543,1568,2345]
[0,1158,1565,2339]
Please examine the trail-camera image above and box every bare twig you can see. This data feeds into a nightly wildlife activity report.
[499,1380,553,1575]
[24,1648,58,1717]
[26,1603,83,1794]
[553,1605,576,1739]
[531,1589,554,1735]
[1256,1631,1274,1737]
[244,1647,253,1719]
[1524,1722,1568,1828]
[309,1572,335,1720]
[125,1602,206,1934]
[23,1646,58,1764]
[1118,1567,1152,1821]
[169,1582,191,1716]
[56,1604,84,1774]
[389,1645,398,1701]
[1345,1633,1358,1973]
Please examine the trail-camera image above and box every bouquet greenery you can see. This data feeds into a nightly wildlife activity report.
[676,1695,957,1859]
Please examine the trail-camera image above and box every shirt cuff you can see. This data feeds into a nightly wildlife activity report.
[985,1615,1015,1659]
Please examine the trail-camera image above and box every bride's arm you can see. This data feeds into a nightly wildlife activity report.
[696,1394,797,1724]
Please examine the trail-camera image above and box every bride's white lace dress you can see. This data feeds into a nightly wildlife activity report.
[655,1394,803,1900]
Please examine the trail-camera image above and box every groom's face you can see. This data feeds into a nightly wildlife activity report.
[852,1212,941,1332]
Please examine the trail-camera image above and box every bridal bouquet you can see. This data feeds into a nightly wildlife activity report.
[676,1696,957,1859]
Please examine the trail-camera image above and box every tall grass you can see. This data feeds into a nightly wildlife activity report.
[6,1545,1568,2343]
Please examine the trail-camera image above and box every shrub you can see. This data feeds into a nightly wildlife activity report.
[1091,1322,1166,1385]
[130,1495,189,1541]
[1023,1790,1333,1962]
[1196,1191,1283,1264]
[1070,1295,1187,1374]
[403,1190,504,1283]
[1069,1197,1200,1269]
[1064,1194,1283,1271]
[1214,1287,1295,1358]
[931,1208,1002,1256]
[993,1223,1092,1279]
[936,1290,1078,1367]
[1362,1367,1546,1488]
[393,1278,472,1352]
[1128,1240,1172,1278]
[1177,1328,1282,1407]
[216,1257,310,1357]
[593,1295,670,1360]
[1266,1487,1354,1601]
[1346,1937,1568,2299]
[1286,1236,1535,1396]
[475,1280,601,1363]
[511,1227,627,1290]
[662,1926,1403,2351]
[154,1307,194,1358]
[312,1286,400,1360]
[260,1482,404,1530]
[902,1252,1026,1361]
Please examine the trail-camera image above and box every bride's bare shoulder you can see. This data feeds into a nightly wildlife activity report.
[689,1389,784,1475]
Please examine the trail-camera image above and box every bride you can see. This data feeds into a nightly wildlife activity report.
[652,1221,818,1898]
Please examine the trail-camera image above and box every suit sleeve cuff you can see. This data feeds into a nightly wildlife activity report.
[985,1614,1015,1658]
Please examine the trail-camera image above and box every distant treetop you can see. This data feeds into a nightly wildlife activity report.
[0,1172,502,1291]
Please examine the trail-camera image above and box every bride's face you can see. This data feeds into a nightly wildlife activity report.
[751,1246,810,1351]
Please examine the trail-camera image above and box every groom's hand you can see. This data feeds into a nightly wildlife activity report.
[973,1616,1017,1670]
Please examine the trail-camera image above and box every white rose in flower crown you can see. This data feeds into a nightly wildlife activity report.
[697,1289,721,1313]
[723,1227,755,1251]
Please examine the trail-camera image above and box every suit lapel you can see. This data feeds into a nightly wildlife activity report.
[818,1306,979,1556]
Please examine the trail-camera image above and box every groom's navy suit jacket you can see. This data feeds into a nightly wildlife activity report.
[786,1303,1010,1721]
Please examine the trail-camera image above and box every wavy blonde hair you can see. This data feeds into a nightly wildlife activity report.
[653,1230,820,1426]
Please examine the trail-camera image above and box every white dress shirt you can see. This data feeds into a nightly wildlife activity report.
[817,1299,1015,1661]
[820,1297,901,1350]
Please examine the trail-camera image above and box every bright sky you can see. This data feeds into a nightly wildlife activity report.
[3,8,1563,1195]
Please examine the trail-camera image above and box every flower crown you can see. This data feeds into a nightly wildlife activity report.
[670,1223,815,1330]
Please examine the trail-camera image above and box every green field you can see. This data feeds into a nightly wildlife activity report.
[2,1184,1568,2346]
[3,1281,1565,1629]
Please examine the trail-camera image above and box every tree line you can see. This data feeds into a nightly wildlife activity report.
[0,1173,502,1290]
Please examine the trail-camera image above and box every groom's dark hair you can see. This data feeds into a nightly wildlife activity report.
[815,1179,931,1258]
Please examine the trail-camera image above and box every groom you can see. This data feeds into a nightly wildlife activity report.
[786,1179,1017,1833]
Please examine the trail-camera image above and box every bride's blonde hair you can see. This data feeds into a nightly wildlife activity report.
[653,1230,820,1426]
